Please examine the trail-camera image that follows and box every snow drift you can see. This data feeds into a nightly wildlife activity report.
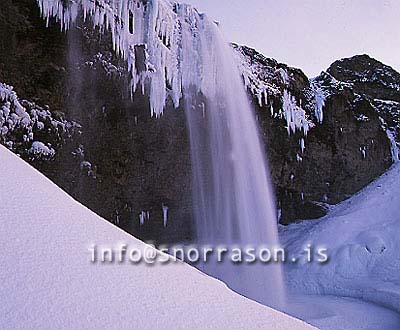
[0,145,313,329]
[282,162,400,312]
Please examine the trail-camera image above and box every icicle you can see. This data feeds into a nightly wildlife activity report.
[162,204,168,227]
[282,90,312,137]
[257,92,262,107]
[263,89,268,107]
[139,211,146,226]
[300,138,305,153]
[360,146,367,159]
[386,129,399,162]
[314,86,325,124]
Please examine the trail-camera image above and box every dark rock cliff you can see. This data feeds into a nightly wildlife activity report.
[1,0,398,243]
[235,46,396,223]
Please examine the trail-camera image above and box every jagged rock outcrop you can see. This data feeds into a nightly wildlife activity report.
[0,0,398,242]
[327,54,400,161]
[235,46,396,223]
[328,54,400,102]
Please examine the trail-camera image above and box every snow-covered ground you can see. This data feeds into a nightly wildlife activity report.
[281,162,400,324]
[0,145,313,330]
[288,294,400,330]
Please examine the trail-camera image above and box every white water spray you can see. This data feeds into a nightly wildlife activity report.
[37,0,285,308]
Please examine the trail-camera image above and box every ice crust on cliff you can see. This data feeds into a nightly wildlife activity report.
[0,82,76,159]
[38,0,239,118]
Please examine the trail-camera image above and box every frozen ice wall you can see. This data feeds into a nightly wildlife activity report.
[38,0,194,117]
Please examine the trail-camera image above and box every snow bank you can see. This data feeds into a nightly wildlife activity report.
[281,162,400,311]
[0,145,313,330]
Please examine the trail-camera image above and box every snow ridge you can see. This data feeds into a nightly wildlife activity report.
[0,144,314,329]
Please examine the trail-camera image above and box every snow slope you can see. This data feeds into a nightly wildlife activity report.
[0,145,313,330]
[281,162,400,311]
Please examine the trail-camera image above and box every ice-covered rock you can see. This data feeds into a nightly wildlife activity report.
[0,82,79,160]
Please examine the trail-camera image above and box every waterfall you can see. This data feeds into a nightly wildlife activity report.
[37,0,285,309]
[180,7,285,309]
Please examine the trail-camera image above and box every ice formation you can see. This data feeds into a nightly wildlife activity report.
[310,81,325,124]
[387,129,399,162]
[139,210,150,226]
[1,82,76,158]
[360,146,367,159]
[162,204,168,227]
[139,211,145,226]
[233,45,316,143]
[282,90,312,136]
[29,141,56,158]
[37,0,234,118]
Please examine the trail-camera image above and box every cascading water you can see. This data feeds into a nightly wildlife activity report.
[180,7,285,308]
[37,0,285,309]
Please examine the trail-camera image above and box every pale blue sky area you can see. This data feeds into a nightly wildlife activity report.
[184,0,400,77]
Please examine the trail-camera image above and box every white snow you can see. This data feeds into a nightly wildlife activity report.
[281,162,400,313]
[1,83,31,138]
[29,141,55,158]
[288,294,400,330]
[1,81,76,157]
[0,145,313,329]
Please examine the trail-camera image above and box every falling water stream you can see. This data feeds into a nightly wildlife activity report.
[180,7,286,309]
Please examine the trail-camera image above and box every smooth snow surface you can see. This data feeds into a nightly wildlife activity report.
[281,162,400,312]
[288,295,400,330]
[0,145,313,330]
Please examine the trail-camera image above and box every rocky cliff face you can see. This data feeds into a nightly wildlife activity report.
[234,46,397,223]
[1,0,399,243]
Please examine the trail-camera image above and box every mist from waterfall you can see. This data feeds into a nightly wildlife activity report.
[37,0,285,310]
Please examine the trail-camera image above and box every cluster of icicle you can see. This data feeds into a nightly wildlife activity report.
[37,0,214,117]
[234,46,317,143]
[310,79,326,124]
[233,47,278,106]
[282,90,313,137]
